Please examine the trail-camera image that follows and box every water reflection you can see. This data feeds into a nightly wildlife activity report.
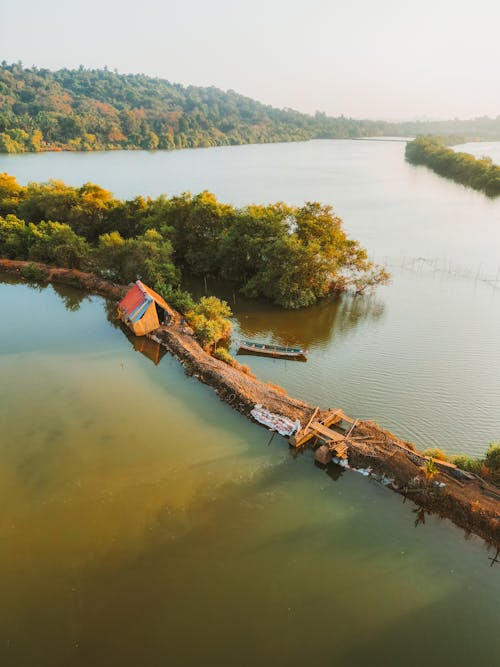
[412,505,431,527]
[315,460,345,482]
[121,325,167,366]
[233,291,385,349]
[51,282,90,312]
[101,299,167,365]
[183,274,385,349]
[103,297,121,328]
[0,270,49,292]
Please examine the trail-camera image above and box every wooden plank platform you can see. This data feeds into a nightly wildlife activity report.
[336,411,356,425]
[310,422,345,442]
[289,408,342,448]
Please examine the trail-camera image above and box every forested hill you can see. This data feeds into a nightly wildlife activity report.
[0,63,381,152]
[1,62,500,153]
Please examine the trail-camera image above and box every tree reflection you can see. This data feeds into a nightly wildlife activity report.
[51,282,89,312]
[103,298,121,329]
[233,291,385,349]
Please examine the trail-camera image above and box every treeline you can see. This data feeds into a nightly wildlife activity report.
[0,63,388,153]
[0,173,389,310]
[3,63,500,154]
[405,137,500,197]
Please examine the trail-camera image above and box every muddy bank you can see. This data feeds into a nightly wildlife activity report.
[0,259,127,300]
[2,259,499,548]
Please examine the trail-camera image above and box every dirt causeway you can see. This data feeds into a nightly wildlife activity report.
[2,259,498,548]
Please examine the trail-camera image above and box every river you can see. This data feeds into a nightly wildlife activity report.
[2,140,500,456]
[0,278,499,667]
[455,141,500,165]
[1,141,499,665]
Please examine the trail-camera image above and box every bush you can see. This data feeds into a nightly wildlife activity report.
[423,448,448,461]
[213,347,235,366]
[20,262,49,282]
[451,455,483,475]
[485,443,500,482]
[155,283,195,314]
[186,296,232,351]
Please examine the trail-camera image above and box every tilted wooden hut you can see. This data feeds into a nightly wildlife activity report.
[117,280,175,336]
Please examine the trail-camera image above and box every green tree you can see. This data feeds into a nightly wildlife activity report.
[0,214,29,257]
[28,221,90,269]
[0,172,24,215]
[186,296,232,350]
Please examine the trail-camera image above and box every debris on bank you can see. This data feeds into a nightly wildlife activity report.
[250,404,300,436]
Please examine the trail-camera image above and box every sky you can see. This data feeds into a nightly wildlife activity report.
[1,0,499,120]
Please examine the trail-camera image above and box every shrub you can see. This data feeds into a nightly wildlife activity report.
[485,443,500,482]
[20,262,49,282]
[155,283,195,314]
[451,455,483,475]
[213,347,235,366]
[423,448,448,461]
[186,296,232,351]
[421,457,438,481]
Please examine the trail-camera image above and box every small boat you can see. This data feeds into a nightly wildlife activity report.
[237,340,307,361]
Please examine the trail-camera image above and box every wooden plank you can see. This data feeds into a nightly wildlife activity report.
[337,410,356,424]
[289,408,343,448]
[304,407,319,433]
[310,422,345,442]
[331,443,348,458]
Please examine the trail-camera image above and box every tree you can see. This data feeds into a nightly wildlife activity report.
[0,172,24,215]
[186,296,232,351]
[0,214,29,257]
[421,457,438,483]
[27,221,90,269]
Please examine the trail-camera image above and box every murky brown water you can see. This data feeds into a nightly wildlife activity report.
[0,280,499,667]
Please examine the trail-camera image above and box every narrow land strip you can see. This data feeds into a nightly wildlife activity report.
[2,258,498,548]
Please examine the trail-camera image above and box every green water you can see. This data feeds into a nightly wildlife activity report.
[0,280,498,667]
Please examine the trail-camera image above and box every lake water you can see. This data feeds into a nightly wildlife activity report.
[2,140,499,456]
[0,279,499,667]
[455,141,500,165]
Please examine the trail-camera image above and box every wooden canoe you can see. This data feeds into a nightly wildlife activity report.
[237,340,307,361]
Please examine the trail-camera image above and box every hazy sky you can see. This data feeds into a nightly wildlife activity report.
[1,0,499,119]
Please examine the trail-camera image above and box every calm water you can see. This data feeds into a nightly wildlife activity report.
[0,280,498,667]
[3,140,499,456]
[455,140,500,165]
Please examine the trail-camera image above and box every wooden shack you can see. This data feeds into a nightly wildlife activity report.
[117,280,175,336]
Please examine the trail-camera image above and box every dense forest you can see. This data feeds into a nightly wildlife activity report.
[1,63,500,153]
[0,173,389,314]
[0,63,384,152]
[405,137,500,197]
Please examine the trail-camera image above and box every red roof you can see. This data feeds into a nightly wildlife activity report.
[118,284,145,317]
[118,281,176,320]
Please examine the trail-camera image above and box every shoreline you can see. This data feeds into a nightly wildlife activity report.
[1,258,499,549]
